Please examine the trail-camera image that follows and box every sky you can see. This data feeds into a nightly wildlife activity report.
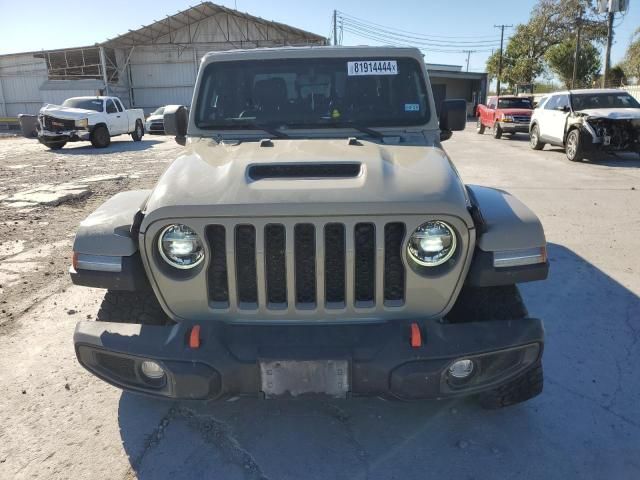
[0,0,637,74]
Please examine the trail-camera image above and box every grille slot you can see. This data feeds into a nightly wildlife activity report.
[324,223,346,306]
[235,225,258,307]
[354,223,376,306]
[265,224,287,308]
[206,220,406,312]
[205,225,229,306]
[294,224,316,307]
[384,223,406,305]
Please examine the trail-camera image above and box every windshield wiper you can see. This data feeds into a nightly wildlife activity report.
[197,120,289,139]
[321,122,385,140]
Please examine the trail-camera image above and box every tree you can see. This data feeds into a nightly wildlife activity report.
[485,0,607,85]
[545,39,601,88]
[622,28,640,82]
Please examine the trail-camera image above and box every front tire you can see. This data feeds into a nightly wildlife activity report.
[529,125,544,150]
[131,120,144,142]
[565,129,583,162]
[478,361,544,409]
[476,118,485,134]
[90,125,111,148]
[96,291,171,325]
[493,123,502,139]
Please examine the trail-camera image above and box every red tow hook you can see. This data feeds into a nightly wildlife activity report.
[189,324,201,349]
[410,322,422,348]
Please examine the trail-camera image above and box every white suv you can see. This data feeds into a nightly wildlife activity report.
[529,89,640,161]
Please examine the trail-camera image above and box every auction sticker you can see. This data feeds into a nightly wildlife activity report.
[348,60,398,76]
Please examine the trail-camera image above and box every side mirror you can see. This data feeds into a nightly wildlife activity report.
[439,99,467,141]
[163,105,188,146]
[555,105,570,113]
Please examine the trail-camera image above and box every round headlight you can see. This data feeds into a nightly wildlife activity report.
[158,224,204,269]
[407,221,457,267]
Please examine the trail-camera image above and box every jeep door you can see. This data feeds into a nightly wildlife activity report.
[105,99,128,134]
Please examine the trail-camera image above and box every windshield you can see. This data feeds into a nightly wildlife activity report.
[497,98,532,109]
[571,92,640,110]
[61,98,104,112]
[151,107,165,116]
[195,57,430,130]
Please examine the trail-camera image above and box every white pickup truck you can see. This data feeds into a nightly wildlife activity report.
[37,96,145,150]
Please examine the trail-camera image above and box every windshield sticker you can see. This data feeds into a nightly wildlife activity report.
[347,60,398,76]
[404,103,420,112]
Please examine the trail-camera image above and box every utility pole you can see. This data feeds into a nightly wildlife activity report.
[463,50,476,72]
[333,10,338,46]
[571,6,583,89]
[494,25,512,96]
[602,9,615,87]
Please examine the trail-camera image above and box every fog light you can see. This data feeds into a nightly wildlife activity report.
[141,360,165,379]
[448,359,475,379]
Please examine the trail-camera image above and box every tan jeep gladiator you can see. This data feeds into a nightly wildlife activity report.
[70,46,549,408]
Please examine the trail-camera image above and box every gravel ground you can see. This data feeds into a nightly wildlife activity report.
[0,128,639,480]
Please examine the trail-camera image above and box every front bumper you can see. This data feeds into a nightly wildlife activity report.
[499,122,530,133]
[38,129,90,142]
[74,317,543,400]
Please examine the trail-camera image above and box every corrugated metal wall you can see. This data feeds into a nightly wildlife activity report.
[0,54,48,116]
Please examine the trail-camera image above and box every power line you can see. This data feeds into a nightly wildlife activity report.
[337,10,502,40]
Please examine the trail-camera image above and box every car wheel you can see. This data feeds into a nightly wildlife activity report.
[493,123,502,139]
[131,121,144,142]
[529,125,544,150]
[44,141,66,150]
[565,129,583,162]
[476,118,485,134]
[90,125,111,148]
[97,291,171,325]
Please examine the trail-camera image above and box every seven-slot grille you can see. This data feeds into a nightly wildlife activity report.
[205,221,406,311]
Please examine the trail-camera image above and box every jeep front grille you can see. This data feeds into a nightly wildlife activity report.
[205,220,406,312]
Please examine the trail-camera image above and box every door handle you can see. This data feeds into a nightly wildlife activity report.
[116,115,121,118]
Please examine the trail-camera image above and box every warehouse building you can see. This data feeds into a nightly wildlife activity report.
[0,2,326,119]
[427,64,488,118]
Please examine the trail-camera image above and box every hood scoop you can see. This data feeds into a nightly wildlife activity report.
[248,163,362,180]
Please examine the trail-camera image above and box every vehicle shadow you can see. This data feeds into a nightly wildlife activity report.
[47,139,162,155]
[544,147,640,167]
[117,242,640,480]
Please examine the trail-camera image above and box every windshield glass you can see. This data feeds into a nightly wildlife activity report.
[571,92,640,110]
[151,107,165,116]
[61,98,104,112]
[195,57,429,130]
[497,97,532,109]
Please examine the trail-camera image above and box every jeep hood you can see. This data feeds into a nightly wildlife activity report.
[577,108,640,120]
[142,138,473,227]
[39,104,98,120]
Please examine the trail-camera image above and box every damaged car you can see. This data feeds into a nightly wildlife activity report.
[529,88,640,161]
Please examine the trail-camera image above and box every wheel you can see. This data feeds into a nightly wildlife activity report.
[493,123,502,139]
[565,129,583,162]
[478,361,544,409]
[90,125,111,148]
[446,285,528,323]
[476,118,485,134]
[96,291,171,325]
[43,141,66,150]
[529,125,544,150]
[131,120,144,142]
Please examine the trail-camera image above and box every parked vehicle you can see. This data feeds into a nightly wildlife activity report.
[529,88,640,161]
[476,95,534,139]
[37,96,145,150]
[145,106,166,134]
[70,46,548,408]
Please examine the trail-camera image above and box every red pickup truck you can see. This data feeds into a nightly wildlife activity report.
[476,95,534,139]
